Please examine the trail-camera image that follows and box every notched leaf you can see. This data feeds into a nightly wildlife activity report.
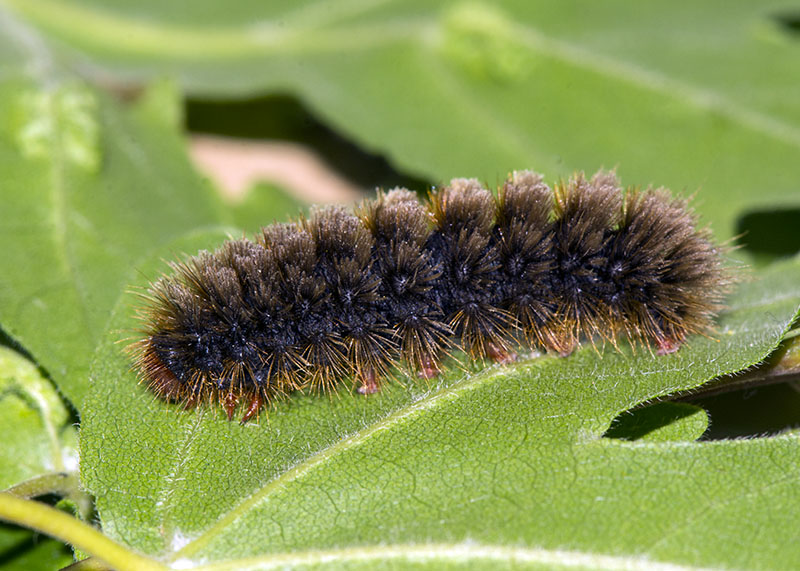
[736,207,800,262]
[79,251,800,569]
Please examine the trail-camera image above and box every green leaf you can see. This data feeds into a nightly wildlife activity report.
[0,523,73,571]
[0,347,78,571]
[2,3,799,569]
[0,72,225,408]
[5,0,800,240]
[227,182,304,235]
[0,346,77,490]
[80,249,800,569]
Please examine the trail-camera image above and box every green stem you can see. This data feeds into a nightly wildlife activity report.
[60,557,113,571]
[6,472,74,498]
[5,472,94,522]
[0,493,166,571]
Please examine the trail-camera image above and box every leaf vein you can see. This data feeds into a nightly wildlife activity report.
[170,365,523,560]
[188,541,725,571]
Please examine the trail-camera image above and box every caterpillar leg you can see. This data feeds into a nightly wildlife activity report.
[417,354,440,379]
[655,337,682,356]
[240,392,264,424]
[486,341,517,365]
[357,367,381,394]
[223,391,240,421]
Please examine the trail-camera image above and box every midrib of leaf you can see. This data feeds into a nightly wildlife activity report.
[0,4,54,78]
[154,410,207,547]
[260,0,392,29]
[2,0,418,58]
[1,9,94,351]
[185,542,722,571]
[6,0,800,152]
[169,360,553,561]
[44,88,95,348]
[506,18,800,150]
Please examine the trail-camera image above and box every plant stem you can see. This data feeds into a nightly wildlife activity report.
[0,493,166,571]
[4,471,94,522]
[5,472,74,498]
[60,557,113,571]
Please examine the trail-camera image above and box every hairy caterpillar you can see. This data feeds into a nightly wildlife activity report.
[130,170,729,422]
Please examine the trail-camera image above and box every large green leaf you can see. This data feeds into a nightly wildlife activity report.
[80,249,800,569]
[0,72,226,408]
[3,0,800,241]
[1,2,799,568]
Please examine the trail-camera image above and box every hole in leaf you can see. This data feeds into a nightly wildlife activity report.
[736,208,800,261]
[665,335,800,440]
[604,402,708,442]
[690,381,800,440]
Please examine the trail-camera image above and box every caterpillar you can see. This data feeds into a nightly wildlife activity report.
[130,170,729,422]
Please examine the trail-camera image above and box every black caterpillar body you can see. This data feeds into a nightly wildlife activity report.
[131,170,728,421]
